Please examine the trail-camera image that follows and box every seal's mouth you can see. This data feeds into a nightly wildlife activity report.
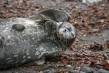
[56,31,76,48]
[57,32,75,40]
[57,32,64,39]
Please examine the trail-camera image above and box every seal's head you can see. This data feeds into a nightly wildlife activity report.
[57,22,76,40]
[56,22,76,48]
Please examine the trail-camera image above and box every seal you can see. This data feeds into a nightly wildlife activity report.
[0,9,76,69]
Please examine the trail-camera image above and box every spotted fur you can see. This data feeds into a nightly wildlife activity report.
[0,9,76,69]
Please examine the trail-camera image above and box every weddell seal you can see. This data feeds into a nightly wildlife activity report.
[0,9,76,69]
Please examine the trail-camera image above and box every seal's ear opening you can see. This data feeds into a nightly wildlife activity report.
[29,9,71,22]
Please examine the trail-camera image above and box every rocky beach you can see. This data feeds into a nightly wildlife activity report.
[0,0,109,73]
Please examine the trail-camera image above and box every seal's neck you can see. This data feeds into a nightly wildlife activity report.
[54,33,75,50]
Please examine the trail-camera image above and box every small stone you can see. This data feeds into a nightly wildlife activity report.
[94,71,98,73]
[98,69,109,73]
[43,70,50,73]
[5,71,18,73]
[73,67,80,70]
[11,71,19,73]
[49,69,56,73]
[43,69,56,73]
[40,71,43,73]
[27,71,37,73]
[100,16,107,19]
[81,67,94,73]
[69,70,85,73]
[65,65,72,69]
[106,59,109,64]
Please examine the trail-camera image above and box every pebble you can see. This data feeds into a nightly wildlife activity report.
[26,71,37,73]
[43,69,56,73]
[81,67,94,73]
[65,65,72,69]
[69,70,85,73]
[2,71,18,73]
[94,71,98,73]
[98,69,109,73]
[43,70,50,73]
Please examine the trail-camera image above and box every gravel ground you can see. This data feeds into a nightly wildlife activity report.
[0,0,109,73]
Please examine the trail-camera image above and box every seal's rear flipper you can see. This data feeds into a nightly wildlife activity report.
[39,9,71,22]
[29,9,71,22]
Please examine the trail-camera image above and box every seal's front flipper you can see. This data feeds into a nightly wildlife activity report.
[37,42,62,59]
[35,57,45,65]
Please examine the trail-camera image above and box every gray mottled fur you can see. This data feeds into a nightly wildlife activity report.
[0,9,76,69]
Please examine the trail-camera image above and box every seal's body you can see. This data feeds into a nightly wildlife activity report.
[0,9,76,69]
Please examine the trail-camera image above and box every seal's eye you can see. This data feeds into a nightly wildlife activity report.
[63,29,67,32]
